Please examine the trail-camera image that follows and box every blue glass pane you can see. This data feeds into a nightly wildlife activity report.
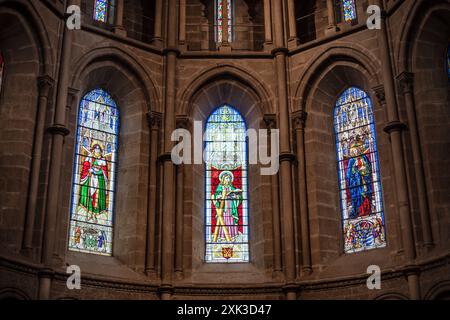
[68,89,119,256]
[343,0,357,23]
[334,87,386,253]
[94,0,108,22]
[205,105,249,263]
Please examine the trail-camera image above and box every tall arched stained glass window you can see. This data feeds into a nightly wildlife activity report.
[334,87,386,254]
[216,0,233,43]
[342,0,357,23]
[94,0,115,23]
[205,105,249,263]
[68,89,119,256]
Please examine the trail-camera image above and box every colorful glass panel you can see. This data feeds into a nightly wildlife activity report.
[217,0,233,43]
[447,45,450,81]
[94,0,108,23]
[334,87,386,253]
[343,0,357,23]
[205,105,249,263]
[68,89,119,256]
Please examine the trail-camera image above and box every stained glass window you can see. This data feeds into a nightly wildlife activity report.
[94,0,115,23]
[334,87,386,254]
[205,105,249,263]
[0,51,4,93]
[216,0,233,43]
[447,45,450,81]
[342,0,357,23]
[68,89,119,256]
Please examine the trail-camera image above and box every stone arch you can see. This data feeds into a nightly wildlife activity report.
[0,0,54,76]
[424,281,450,300]
[399,1,450,245]
[70,46,160,113]
[374,292,409,300]
[0,287,30,300]
[59,49,158,273]
[180,67,275,284]
[179,64,273,116]
[0,1,54,253]
[294,52,397,272]
[293,45,382,112]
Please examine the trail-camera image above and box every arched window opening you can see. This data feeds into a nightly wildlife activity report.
[334,87,386,253]
[68,89,119,256]
[204,105,249,263]
[94,0,115,24]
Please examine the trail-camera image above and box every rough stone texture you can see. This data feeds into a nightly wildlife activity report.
[0,0,449,300]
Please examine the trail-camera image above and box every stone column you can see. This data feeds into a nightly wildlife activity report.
[153,0,163,45]
[114,0,127,36]
[264,115,282,279]
[292,110,312,274]
[263,0,273,49]
[146,111,162,276]
[175,116,189,279]
[179,0,186,48]
[272,0,297,300]
[22,75,54,256]
[287,0,298,48]
[219,0,231,51]
[38,0,78,300]
[159,0,179,300]
[325,0,338,34]
[397,72,433,247]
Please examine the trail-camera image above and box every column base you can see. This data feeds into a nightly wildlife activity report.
[219,44,232,53]
[325,25,339,36]
[152,37,164,48]
[263,41,274,52]
[113,26,127,37]
[288,38,299,50]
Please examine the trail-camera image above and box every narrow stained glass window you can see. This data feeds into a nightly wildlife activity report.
[0,51,4,93]
[68,89,119,256]
[94,0,109,22]
[205,105,249,263]
[216,0,233,43]
[342,0,357,23]
[334,87,386,254]
[447,45,450,81]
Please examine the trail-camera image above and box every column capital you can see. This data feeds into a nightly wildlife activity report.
[147,111,163,130]
[47,124,70,136]
[396,71,414,94]
[271,47,289,57]
[37,75,55,98]
[383,120,407,134]
[263,114,277,130]
[372,85,386,105]
[292,110,308,130]
[176,115,191,130]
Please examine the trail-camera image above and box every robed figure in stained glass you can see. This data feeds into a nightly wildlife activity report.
[345,136,373,219]
[334,87,386,253]
[79,143,110,223]
[211,171,242,242]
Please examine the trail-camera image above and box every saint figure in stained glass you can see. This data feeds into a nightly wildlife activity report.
[68,89,119,256]
[205,105,249,263]
[334,87,386,253]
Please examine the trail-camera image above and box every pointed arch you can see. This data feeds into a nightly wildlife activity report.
[333,87,386,253]
[68,89,119,256]
[204,104,249,263]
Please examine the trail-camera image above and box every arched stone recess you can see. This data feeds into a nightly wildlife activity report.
[179,66,276,284]
[424,281,450,300]
[0,1,53,254]
[58,49,158,278]
[292,49,401,277]
[398,0,450,247]
[374,292,409,300]
[0,287,31,300]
